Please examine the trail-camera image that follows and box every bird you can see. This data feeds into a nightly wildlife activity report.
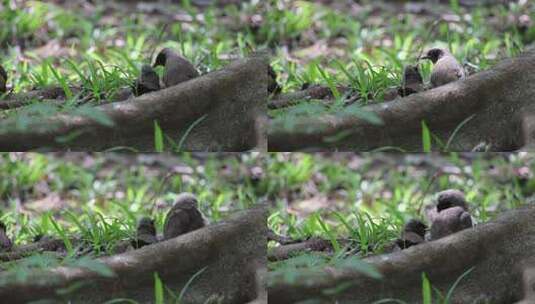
[436,189,468,212]
[419,48,465,88]
[395,219,427,249]
[153,48,199,88]
[134,65,160,96]
[0,64,7,94]
[163,193,205,240]
[0,221,12,251]
[425,189,469,223]
[132,217,159,249]
[398,65,424,97]
[430,206,472,240]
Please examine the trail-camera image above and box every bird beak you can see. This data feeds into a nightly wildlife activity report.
[418,55,429,60]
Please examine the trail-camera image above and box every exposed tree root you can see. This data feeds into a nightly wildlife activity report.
[268,204,535,304]
[0,54,267,151]
[516,267,535,304]
[0,206,267,304]
[269,48,535,151]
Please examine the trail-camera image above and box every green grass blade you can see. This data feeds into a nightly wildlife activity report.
[176,114,207,152]
[444,115,475,151]
[422,272,432,304]
[178,266,208,302]
[154,272,164,304]
[421,120,431,152]
[154,120,164,152]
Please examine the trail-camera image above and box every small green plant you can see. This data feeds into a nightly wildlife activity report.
[421,120,432,152]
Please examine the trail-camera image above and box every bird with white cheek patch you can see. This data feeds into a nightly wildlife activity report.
[419,48,466,88]
[153,48,199,88]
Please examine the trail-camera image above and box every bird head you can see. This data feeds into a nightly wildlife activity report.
[137,217,156,235]
[419,48,447,64]
[403,65,423,82]
[436,189,468,212]
[153,48,173,67]
[404,219,427,237]
[174,192,199,209]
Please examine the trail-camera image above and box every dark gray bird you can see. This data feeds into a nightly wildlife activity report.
[426,189,469,223]
[0,64,7,94]
[163,193,205,240]
[134,65,160,96]
[132,217,159,249]
[430,206,472,240]
[268,65,281,95]
[436,189,468,212]
[420,48,465,88]
[153,48,199,88]
[398,65,424,97]
[395,219,427,249]
[0,222,12,251]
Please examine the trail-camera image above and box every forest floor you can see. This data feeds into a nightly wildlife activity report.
[0,152,267,302]
[0,0,266,151]
[268,1,534,123]
[267,152,535,301]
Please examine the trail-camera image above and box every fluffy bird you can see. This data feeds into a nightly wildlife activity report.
[0,221,12,251]
[134,65,160,96]
[132,217,159,249]
[420,48,465,88]
[268,65,281,95]
[399,65,424,97]
[163,193,205,240]
[153,48,199,88]
[0,65,7,94]
[425,189,469,223]
[395,219,427,249]
[436,189,468,212]
[430,206,472,240]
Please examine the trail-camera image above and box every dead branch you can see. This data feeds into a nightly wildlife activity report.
[0,86,82,110]
[0,237,75,262]
[268,85,350,109]
[268,238,333,262]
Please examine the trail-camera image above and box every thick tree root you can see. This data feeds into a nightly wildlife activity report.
[268,204,535,304]
[269,47,535,151]
[0,54,267,151]
[0,206,267,304]
[516,267,535,304]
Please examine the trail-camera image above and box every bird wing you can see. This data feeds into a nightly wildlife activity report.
[402,231,424,245]
[163,208,192,239]
[459,211,473,229]
[187,207,206,230]
[431,57,466,87]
